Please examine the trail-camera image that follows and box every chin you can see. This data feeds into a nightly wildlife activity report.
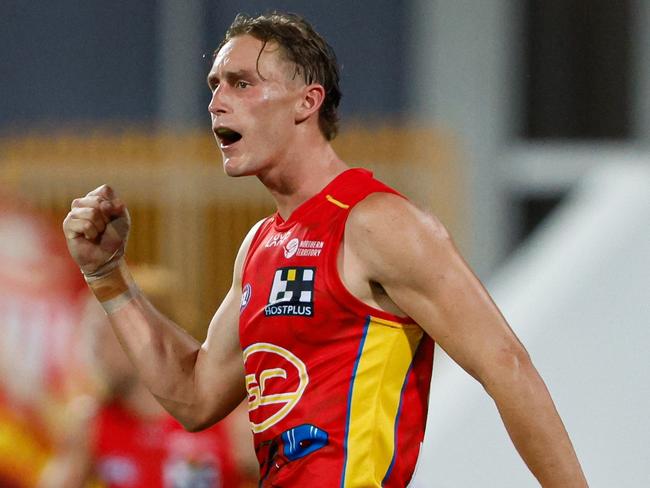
[223,158,254,178]
[223,164,245,177]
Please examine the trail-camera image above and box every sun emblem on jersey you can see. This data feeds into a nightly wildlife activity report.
[243,343,309,434]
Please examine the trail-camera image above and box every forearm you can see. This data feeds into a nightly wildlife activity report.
[84,259,228,427]
[107,294,204,420]
[485,358,588,487]
[62,189,249,429]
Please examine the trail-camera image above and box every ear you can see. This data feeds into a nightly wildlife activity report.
[295,84,325,124]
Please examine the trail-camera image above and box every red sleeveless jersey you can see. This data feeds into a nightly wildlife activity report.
[239,168,434,487]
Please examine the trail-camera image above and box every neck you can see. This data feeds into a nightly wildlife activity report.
[257,136,348,220]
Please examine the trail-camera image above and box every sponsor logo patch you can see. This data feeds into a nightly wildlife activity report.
[284,238,300,258]
[265,231,292,248]
[265,267,315,317]
[283,238,324,259]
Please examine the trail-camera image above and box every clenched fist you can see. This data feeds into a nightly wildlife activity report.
[63,184,131,276]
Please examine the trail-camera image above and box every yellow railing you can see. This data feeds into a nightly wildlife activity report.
[0,126,465,336]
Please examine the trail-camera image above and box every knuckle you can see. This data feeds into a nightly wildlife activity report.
[98,184,114,197]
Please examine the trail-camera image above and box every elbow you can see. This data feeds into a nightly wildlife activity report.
[181,419,211,433]
[167,385,246,433]
[477,344,537,397]
[176,404,229,433]
[178,410,219,433]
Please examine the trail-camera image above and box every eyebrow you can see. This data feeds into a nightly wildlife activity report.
[206,69,257,89]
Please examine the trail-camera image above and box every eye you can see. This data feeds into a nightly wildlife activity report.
[236,80,250,89]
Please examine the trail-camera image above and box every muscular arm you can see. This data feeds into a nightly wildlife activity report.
[106,263,246,431]
[345,193,587,487]
[63,185,261,431]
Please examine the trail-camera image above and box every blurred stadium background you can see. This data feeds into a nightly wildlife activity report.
[1,1,648,486]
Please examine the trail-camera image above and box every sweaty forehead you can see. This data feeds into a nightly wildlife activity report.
[211,35,292,79]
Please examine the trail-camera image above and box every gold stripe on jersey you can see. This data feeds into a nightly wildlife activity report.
[326,194,350,209]
[342,316,423,487]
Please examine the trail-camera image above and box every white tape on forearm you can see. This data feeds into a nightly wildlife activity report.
[84,258,140,314]
[99,283,140,314]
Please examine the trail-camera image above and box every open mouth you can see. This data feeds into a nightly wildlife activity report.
[215,127,243,148]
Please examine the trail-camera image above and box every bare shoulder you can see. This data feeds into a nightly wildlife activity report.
[346,192,450,243]
[240,217,268,252]
[345,192,456,284]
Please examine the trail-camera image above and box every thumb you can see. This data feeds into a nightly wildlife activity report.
[100,209,131,254]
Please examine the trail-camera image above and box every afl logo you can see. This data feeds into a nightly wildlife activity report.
[240,283,252,310]
[284,238,299,258]
[243,343,309,434]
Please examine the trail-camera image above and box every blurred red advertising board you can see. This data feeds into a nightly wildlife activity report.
[0,195,88,487]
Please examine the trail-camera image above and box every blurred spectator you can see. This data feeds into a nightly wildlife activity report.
[37,267,257,488]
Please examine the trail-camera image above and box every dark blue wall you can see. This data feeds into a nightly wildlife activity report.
[0,0,157,130]
[0,1,406,131]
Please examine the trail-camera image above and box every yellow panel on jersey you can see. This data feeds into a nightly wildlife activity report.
[342,316,423,487]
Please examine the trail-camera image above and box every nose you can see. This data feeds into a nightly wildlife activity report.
[208,85,228,116]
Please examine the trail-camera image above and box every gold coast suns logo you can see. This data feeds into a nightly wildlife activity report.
[243,343,309,434]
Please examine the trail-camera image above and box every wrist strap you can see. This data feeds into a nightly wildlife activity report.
[84,258,139,314]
